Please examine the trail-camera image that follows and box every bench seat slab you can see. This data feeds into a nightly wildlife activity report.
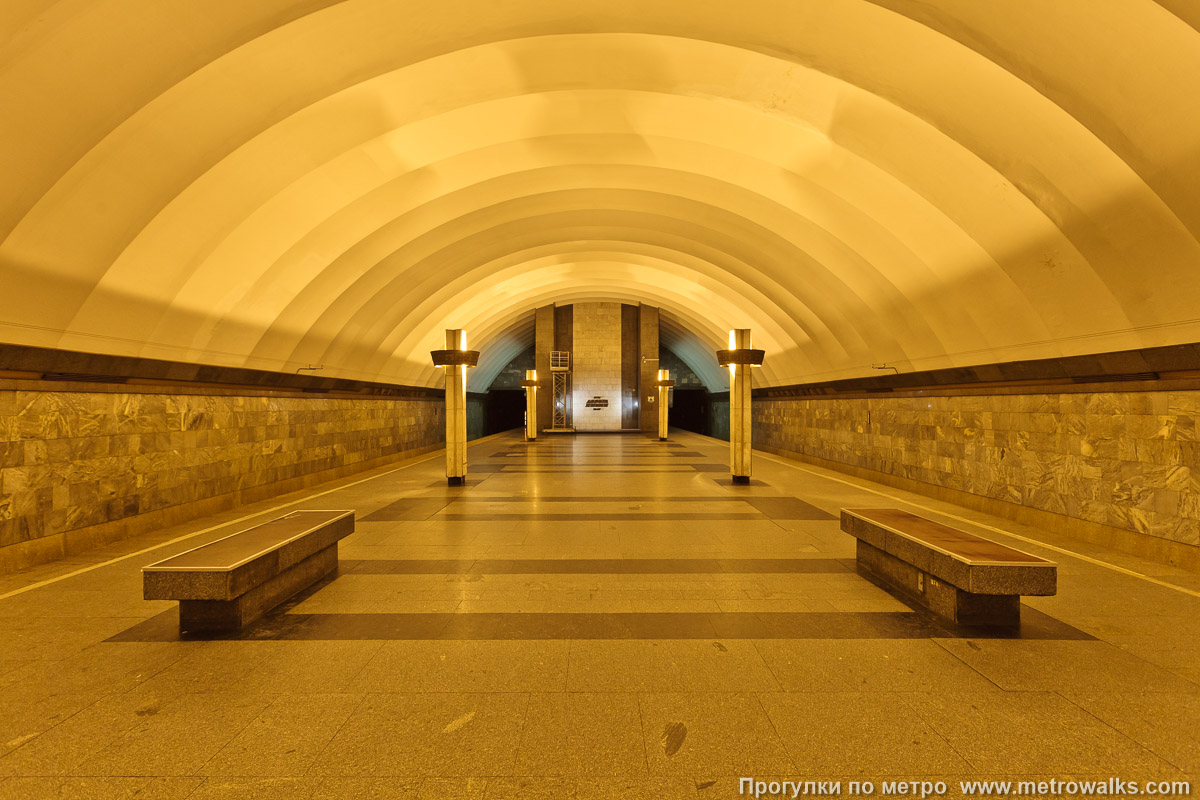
[143,509,354,633]
[841,508,1057,628]
[841,509,1056,596]
[144,510,354,602]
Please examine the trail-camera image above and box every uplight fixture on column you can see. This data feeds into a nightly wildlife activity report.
[521,369,539,441]
[656,369,674,441]
[430,329,480,486]
[715,329,765,484]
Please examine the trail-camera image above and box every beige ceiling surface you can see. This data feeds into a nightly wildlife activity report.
[2,1,1198,391]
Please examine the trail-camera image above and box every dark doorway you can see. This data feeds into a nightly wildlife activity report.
[482,390,524,436]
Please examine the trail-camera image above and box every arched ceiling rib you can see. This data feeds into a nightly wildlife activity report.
[2,1,1198,390]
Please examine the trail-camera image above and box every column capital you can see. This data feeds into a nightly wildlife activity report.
[430,350,480,366]
[715,349,765,367]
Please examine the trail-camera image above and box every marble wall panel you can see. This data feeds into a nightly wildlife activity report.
[573,302,624,431]
[754,390,1200,551]
[0,388,443,559]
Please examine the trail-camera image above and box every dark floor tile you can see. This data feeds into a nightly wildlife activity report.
[716,559,851,574]
[288,613,452,640]
[439,513,761,521]
[450,496,746,503]
[424,477,494,487]
[105,611,187,643]
[950,607,1098,641]
[375,560,480,574]
[437,614,617,640]
[593,559,724,573]
[361,499,452,522]
[490,468,685,473]
[339,558,851,575]
[466,560,518,574]
[743,497,836,520]
[107,609,1090,643]
[605,613,717,639]
[706,613,769,638]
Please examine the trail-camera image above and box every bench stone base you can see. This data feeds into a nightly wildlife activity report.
[179,544,338,632]
[857,540,1020,627]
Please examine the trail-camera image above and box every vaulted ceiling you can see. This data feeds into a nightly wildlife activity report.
[3,1,1198,392]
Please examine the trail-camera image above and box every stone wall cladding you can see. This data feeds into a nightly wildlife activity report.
[0,388,443,568]
[572,302,624,431]
[754,391,1200,549]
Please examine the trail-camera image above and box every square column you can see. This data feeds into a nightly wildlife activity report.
[522,369,538,441]
[730,330,752,482]
[534,305,555,434]
[430,329,479,486]
[716,329,765,485]
[638,304,659,432]
[657,369,673,441]
[444,329,467,484]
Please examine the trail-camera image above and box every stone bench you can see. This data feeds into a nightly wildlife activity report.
[143,509,354,632]
[841,508,1056,626]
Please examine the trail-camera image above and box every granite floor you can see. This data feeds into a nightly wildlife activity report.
[0,430,1198,799]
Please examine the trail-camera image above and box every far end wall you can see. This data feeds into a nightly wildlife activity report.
[572,302,623,431]
[535,301,659,431]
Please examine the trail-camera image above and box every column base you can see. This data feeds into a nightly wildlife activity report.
[658,437,668,441]
[447,476,466,486]
[731,474,750,485]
